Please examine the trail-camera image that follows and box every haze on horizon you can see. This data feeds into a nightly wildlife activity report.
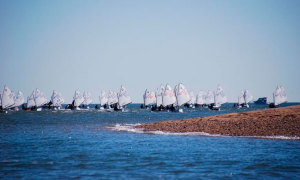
[0,0,300,103]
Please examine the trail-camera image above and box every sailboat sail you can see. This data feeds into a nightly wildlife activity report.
[214,85,227,105]
[107,90,118,105]
[73,90,84,107]
[1,86,15,109]
[155,85,164,106]
[13,91,25,107]
[188,91,195,104]
[205,91,214,104]
[118,86,132,107]
[83,92,93,105]
[27,91,36,108]
[196,91,205,105]
[162,84,176,106]
[244,90,253,104]
[34,89,49,107]
[99,91,108,106]
[144,89,156,106]
[238,91,245,105]
[273,86,287,105]
[51,90,64,107]
[175,83,191,106]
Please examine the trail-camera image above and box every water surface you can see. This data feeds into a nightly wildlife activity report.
[1,103,300,179]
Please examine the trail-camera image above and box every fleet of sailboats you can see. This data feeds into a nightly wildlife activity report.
[0,84,290,113]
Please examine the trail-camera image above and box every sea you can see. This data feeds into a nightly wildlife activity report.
[1,103,300,179]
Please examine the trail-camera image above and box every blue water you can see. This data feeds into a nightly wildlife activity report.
[1,103,300,179]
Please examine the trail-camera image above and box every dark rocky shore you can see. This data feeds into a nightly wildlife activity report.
[136,105,300,137]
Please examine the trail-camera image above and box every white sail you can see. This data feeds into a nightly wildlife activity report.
[51,90,58,103]
[34,89,49,107]
[238,91,245,105]
[214,85,227,105]
[27,91,36,108]
[162,84,176,106]
[1,86,15,109]
[244,89,253,104]
[144,89,156,106]
[155,85,164,106]
[51,90,64,107]
[83,92,93,105]
[196,91,205,105]
[107,90,118,105]
[188,91,196,104]
[205,91,214,104]
[73,90,84,107]
[175,83,191,106]
[0,93,2,106]
[99,91,108,106]
[13,91,24,107]
[273,85,287,106]
[118,86,132,107]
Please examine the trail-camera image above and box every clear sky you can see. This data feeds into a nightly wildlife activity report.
[1,0,300,103]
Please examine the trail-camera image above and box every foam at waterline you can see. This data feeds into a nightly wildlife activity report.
[108,124,300,140]
[107,123,225,137]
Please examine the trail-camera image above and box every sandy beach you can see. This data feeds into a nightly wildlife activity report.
[136,105,300,137]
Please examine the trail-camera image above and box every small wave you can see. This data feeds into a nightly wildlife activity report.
[107,124,300,140]
[1,159,19,163]
[107,124,225,137]
[107,123,144,134]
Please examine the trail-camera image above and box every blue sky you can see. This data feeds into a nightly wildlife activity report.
[1,0,300,103]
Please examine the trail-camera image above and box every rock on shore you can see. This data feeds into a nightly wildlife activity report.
[135,105,300,137]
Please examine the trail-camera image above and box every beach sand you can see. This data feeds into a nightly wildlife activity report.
[136,105,300,137]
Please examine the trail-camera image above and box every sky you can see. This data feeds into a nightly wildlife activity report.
[0,0,300,103]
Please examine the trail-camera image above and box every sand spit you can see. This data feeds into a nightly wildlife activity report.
[136,105,300,138]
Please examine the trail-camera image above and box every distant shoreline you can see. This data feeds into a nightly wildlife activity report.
[135,105,300,138]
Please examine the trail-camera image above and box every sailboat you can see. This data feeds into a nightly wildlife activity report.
[82,92,93,109]
[184,91,195,108]
[106,90,118,111]
[72,90,84,110]
[98,90,108,110]
[34,89,49,111]
[236,91,245,108]
[152,85,165,111]
[162,84,177,111]
[205,90,214,106]
[11,91,25,111]
[1,86,15,113]
[50,90,65,110]
[25,91,36,110]
[269,85,287,108]
[195,91,206,107]
[175,83,191,112]
[209,85,227,110]
[237,89,253,108]
[24,89,48,111]
[142,89,156,109]
[117,86,132,111]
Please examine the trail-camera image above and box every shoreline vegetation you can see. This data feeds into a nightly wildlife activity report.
[135,105,300,138]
